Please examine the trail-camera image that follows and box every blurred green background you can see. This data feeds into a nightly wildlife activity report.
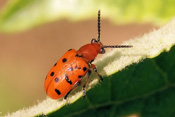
[1,0,175,116]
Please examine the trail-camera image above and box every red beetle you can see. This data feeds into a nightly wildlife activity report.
[44,10,132,99]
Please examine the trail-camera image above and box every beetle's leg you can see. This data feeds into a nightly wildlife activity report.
[83,70,91,98]
[64,90,72,100]
[91,64,103,81]
[64,81,81,99]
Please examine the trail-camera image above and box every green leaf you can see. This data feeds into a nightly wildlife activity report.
[6,17,175,117]
[1,0,175,33]
[48,46,175,117]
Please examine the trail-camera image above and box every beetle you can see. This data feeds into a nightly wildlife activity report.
[44,10,132,99]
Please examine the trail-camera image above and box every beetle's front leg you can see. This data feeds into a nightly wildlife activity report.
[91,64,103,81]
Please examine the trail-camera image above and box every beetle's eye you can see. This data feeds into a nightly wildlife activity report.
[91,38,98,43]
[100,48,105,54]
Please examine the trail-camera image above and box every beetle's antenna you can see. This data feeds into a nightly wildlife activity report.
[98,10,133,49]
[97,10,101,42]
[103,45,133,48]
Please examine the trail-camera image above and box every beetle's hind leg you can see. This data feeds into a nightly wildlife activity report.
[64,90,72,100]
[82,70,91,98]
[64,81,81,99]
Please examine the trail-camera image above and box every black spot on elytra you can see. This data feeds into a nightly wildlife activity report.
[83,67,87,72]
[55,89,61,95]
[74,65,81,70]
[54,62,57,66]
[68,67,73,71]
[68,49,72,51]
[78,75,83,78]
[55,77,59,82]
[50,72,55,76]
[65,75,72,85]
[62,58,67,63]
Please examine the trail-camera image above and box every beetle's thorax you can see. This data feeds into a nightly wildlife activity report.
[77,43,102,63]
